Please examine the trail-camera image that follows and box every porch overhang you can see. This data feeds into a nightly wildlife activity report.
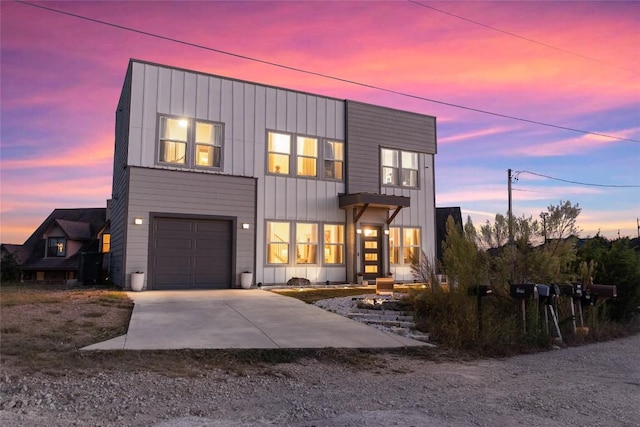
[338,193,410,225]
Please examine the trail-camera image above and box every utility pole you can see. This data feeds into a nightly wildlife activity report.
[508,169,514,245]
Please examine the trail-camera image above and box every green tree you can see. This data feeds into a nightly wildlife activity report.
[442,215,488,289]
[1,251,21,282]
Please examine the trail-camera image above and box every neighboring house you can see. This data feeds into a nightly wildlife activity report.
[110,59,438,290]
[1,208,109,283]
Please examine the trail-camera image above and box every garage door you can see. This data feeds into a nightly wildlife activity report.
[151,217,232,290]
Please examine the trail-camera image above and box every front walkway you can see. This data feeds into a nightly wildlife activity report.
[82,289,427,350]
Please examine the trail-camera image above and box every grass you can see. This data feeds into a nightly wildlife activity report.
[0,283,445,376]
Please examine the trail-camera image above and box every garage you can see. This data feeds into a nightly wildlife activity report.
[150,216,233,290]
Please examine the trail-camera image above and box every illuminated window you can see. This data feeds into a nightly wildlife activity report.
[267,221,290,264]
[195,122,222,167]
[267,131,344,181]
[296,223,318,264]
[268,132,291,174]
[403,228,420,264]
[101,234,111,253]
[47,238,66,257]
[158,116,223,168]
[389,227,421,264]
[159,117,188,164]
[323,224,344,264]
[324,141,344,180]
[381,148,419,187]
[389,227,401,264]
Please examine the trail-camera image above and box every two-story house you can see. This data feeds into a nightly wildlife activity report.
[109,59,437,290]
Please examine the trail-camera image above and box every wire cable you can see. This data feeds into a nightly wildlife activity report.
[14,0,640,143]
[408,0,638,74]
[514,170,640,188]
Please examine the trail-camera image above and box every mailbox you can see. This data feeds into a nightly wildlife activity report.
[591,284,617,298]
[558,284,575,296]
[510,283,538,299]
[572,282,583,297]
[468,285,492,297]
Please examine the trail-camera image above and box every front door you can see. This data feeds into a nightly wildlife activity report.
[361,226,382,281]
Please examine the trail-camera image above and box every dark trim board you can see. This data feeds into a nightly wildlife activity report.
[148,213,237,290]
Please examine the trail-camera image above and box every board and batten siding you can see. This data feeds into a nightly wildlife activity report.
[345,100,436,195]
[109,64,133,287]
[124,60,347,285]
[124,167,256,288]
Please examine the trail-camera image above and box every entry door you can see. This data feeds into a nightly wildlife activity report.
[361,226,382,281]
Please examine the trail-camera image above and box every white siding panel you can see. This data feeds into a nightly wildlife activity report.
[265,87,276,130]
[326,101,336,139]
[170,70,184,115]
[307,97,317,135]
[195,74,209,119]
[276,89,287,130]
[157,67,172,113]
[208,77,221,121]
[129,63,145,129]
[286,91,297,132]
[296,93,307,134]
[183,72,197,118]
[316,97,326,137]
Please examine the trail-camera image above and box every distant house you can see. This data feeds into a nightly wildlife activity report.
[109,59,438,290]
[1,208,109,283]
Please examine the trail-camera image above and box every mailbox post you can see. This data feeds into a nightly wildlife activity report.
[510,284,538,334]
[468,285,492,335]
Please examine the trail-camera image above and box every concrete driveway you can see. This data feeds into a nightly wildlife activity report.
[82,289,427,350]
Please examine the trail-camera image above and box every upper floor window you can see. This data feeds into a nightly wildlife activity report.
[268,132,291,175]
[324,141,344,180]
[267,131,343,181]
[158,116,223,169]
[381,148,419,187]
[47,237,66,257]
[297,137,317,177]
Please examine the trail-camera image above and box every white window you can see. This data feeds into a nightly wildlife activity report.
[267,221,290,264]
[296,223,318,264]
[158,116,223,168]
[381,148,419,188]
[389,227,420,265]
[267,131,344,181]
[324,141,344,180]
[297,137,318,177]
[323,224,344,264]
[268,132,291,175]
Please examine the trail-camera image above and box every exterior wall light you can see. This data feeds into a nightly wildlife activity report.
[356,228,362,234]
[242,223,250,229]
[384,229,390,235]
[134,217,143,225]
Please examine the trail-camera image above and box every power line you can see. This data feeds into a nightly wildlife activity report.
[514,170,640,188]
[14,0,640,144]
[408,0,638,74]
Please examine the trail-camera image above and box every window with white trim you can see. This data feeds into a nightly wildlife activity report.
[267,131,344,181]
[324,141,344,180]
[389,227,420,265]
[158,116,223,168]
[268,132,291,175]
[296,223,318,264]
[381,148,419,187]
[323,224,344,264]
[266,221,290,264]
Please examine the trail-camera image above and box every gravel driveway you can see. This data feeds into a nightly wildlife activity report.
[2,332,639,427]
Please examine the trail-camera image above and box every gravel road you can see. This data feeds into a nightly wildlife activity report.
[2,332,639,427]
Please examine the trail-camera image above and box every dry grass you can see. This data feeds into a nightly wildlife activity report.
[0,284,447,376]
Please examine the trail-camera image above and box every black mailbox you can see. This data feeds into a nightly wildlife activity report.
[573,282,583,297]
[558,284,575,296]
[510,283,538,299]
[591,284,617,298]
[468,285,492,297]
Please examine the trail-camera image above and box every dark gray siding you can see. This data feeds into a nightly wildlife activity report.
[345,101,436,194]
[109,64,133,287]
[126,167,256,287]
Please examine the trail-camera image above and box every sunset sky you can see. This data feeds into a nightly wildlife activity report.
[1,0,639,244]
